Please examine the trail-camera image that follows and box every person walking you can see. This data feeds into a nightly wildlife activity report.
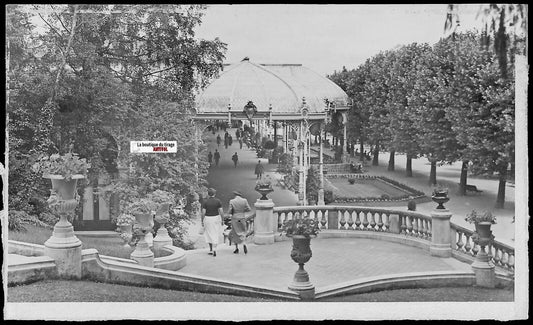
[213,149,220,166]
[201,188,224,257]
[207,151,213,166]
[227,190,252,254]
[254,160,264,179]
[231,152,239,168]
[224,136,228,149]
[216,135,221,147]
[228,134,233,146]
[239,138,243,149]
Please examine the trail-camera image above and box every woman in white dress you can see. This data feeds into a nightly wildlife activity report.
[201,188,224,257]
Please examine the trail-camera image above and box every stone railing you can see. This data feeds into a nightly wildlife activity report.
[274,206,433,242]
[451,224,515,273]
[273,205,514,274]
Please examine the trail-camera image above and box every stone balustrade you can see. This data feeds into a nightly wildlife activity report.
[451,224,515,273]
[274,206,432,242]
[274,205,514,275]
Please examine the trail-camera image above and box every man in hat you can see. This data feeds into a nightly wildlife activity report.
[227,190,252,254]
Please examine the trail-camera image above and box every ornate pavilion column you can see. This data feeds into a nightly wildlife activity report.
[297,120,305,205]
[317,123,325,205]
[342,111,349,162]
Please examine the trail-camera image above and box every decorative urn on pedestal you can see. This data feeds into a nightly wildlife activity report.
[255,175,274,200]
[32,151,88,279]
[431,187,449,210]
[465,210,497,288]
[281,216,320,300]
[127,198,156,267]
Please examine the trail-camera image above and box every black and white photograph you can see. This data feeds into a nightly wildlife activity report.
[3,3,528,321]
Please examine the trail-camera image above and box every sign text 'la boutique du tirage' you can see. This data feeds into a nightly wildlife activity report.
[130,141,177,153]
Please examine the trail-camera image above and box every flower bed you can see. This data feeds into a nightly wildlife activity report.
[326,174,425,203]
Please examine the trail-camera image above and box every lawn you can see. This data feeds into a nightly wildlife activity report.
[328,178,409,198]
[8,224,171,259]
[7,280,513,303]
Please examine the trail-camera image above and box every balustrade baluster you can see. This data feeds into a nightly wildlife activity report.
[406,216,413,236]
[420,219,427,239]
[400,215,407,234]
[383,213,390,232]
[501,251,509,269]
[464,234,472,255]
[362,211,369,230]
[347,211,354,230]
[411,216,418,237]
[472,243,479,256]
[493,247,501,266]
[508,253,515,271]
[377,213,384,231]
[339,210,347,230]
[456,231,464,252]
[369,212,376,231]
[354,211,362,230]
[277,212,283,230]
[426,220,432,239]
[319,210,327,229]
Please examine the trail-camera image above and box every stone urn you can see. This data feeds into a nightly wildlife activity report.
[43,174,85,279]
[119,224,133,247]
[153,203,173,252]
[130,212,155,267]
[431,193,449,210]
[474,222,493,247]
[255,185,274,200]
[288,235,315,300]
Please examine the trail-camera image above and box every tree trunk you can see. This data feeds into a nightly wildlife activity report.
[459,160,468,196]
[372,140,379,166]
[406,155,413,177]
[429,160,437,185]
[340,136,344,154]
[388,150,395,171]
[495,167,507,209]
[359,141,364,161]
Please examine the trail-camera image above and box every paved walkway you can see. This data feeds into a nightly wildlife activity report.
[178,236,470,291]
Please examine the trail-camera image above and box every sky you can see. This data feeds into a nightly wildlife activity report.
[194,4,483,76]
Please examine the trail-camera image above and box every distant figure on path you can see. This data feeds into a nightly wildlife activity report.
[232,152,239,168]
[214,150,220,166]
[228,134,233,146]
[239,138,243,149]
[201,188,224,257]
[227,190,251,254]
[207,151,213,166]
[254,160,264,179]
[216,135,221,147]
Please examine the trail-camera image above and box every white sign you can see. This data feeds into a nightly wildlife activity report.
[130,141,177,153]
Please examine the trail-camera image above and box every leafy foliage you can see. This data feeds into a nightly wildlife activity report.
[280,216,320,238]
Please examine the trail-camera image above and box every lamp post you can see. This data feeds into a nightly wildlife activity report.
[318,102,331,205]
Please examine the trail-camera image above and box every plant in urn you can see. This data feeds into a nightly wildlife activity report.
[431,187,449,210]
[255,175,274,200]
[281,216,320,300]
[127,198,156,266]
[465,209,497,287]
[116,213,135,247]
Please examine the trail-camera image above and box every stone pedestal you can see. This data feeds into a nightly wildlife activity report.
[44,199,83,279]
[253,199,275,245]
[145,232,154,247]
[317,189,325,205]
[130,234,154,267]
[288,264,316,300]
[430,209,452,257]
[471,247,496,288]
[153,225,173,252]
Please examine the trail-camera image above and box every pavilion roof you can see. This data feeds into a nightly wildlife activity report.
[195,58,349,116]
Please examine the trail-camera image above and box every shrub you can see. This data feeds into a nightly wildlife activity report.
[381,194,390,200]
[407,199,417,211]
[324,190,335,204]
[9,210,51,231]
[348,178,356,184]
[263,140,276,150]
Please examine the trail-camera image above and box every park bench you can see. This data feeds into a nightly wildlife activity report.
[459,183,483,194]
